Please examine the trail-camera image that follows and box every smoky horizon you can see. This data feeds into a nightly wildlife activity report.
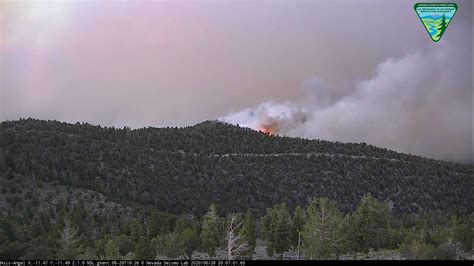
[0,0,473,163]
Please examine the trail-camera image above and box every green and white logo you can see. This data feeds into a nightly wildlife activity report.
[414,3,458,42]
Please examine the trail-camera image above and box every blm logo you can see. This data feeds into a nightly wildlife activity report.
[414,3,458,42]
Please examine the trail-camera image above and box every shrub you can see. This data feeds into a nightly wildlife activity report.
[399,240,436,259]
[433,239,464,260]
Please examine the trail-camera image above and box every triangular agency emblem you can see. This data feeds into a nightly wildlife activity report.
[414,3,458,42]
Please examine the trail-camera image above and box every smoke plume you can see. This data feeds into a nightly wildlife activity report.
[221,39,473,163]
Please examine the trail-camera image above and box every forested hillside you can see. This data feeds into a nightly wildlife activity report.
[1,118,472,216]
[0,118,473,260]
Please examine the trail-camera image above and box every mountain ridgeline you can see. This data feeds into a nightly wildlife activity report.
[0,118,472,217]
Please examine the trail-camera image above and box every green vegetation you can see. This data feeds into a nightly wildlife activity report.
[200,204,223,257]
[0,196,471,260]
[0,118,472,259]
[242,210,257,253]
[303,197,348,259]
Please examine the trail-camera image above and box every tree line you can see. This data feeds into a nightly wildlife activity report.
[1,193,472,260]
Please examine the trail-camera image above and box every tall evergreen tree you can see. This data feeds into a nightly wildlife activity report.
[200,204,222,257]
[156,232,184,259]
[0,218,27,259]
[302,198,348,259]
[134,237,155,260]
[242,210,257,253]
[103,239,120,260]
[261,208,275,257]
[263,203,292,259]
[181,228,200,259]
[347,193,391,258]
[129,219,144,242]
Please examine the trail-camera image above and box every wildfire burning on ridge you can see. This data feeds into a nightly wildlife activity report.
[257,125,275,136]
[256,119,281,136]
[220,102,308,138]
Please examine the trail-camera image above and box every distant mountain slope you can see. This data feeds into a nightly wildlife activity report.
[0,118,472,216]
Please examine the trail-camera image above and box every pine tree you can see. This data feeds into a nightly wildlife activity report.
[273,203,292,259]
[347,193,391,258]
[157,232,184,259]
[0,218,27,259]
[156,228,199,259]
[302,198,347,259]
[242,210,257,253]
[134,237,155,259]
[261,208,275,257]
[103,239,120,260]
[129,219,144,242]
[181,228,200,259]
[200,204,222,257]
[260,203,292,258]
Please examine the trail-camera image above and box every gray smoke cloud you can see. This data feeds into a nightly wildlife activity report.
[221,36,473,163]
[1,0,472,163]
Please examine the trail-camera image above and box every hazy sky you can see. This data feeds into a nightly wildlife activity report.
[1,0,472,162]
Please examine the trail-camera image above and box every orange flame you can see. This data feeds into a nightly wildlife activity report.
[257,126,274,136]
